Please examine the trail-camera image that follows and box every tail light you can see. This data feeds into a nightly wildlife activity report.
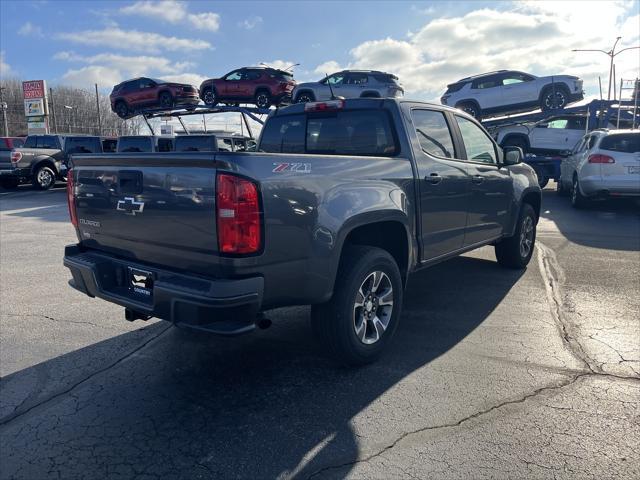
[67,169,78,227]
[304,99,345,112]
[588,154,615,164]
[216,173,261,254]
[10,151,22,164]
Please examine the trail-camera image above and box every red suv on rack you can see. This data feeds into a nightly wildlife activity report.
[110,77,200,118]
[199,67,296,109]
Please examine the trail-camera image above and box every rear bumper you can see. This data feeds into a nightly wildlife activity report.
[63,245,264,335]
[581,177,640,197]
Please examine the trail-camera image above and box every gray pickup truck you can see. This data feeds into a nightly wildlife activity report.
[63,98,541,365]
[0,134,103,190]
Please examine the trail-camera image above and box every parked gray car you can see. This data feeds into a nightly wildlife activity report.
[292,70,404,103]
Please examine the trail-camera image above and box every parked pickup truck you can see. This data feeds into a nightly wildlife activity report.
[63,98,541,365]
[0,134,103,189]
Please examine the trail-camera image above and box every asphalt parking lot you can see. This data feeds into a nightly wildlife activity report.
[0,184,638,479]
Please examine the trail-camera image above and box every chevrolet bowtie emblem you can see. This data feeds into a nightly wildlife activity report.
[117,197,145,215]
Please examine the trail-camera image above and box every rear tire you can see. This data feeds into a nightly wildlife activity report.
[202,88,218,107]
[571,176,588,208]
[495,203,537,269]
[32,165,56,190]
[159,91,173,109]
[255,90,272,109]
[311,246,403,366]
[556,178,568,196]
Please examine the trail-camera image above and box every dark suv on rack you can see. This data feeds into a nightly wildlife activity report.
[199,67,296,109]
[110,77,200,118]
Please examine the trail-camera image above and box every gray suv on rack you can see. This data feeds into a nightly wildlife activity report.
[292,70,403,103]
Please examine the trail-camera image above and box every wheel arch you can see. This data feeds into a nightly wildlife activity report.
[521,189,541,223]
[31,156,59,176]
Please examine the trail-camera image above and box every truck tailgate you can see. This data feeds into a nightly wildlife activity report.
[71,154,223,275]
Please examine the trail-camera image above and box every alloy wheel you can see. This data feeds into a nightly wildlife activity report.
[353,271,394,345]
[519,215,534,258]
[37,168,54,189]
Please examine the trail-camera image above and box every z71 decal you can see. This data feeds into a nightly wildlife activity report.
[272,162,312,174]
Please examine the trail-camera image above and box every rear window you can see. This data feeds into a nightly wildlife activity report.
[260,110,398,156]
[157,138,173,152]
[217,138,233,152]
[117,137,152,153]
[12,138,25,149]
[40,135,60,149]
[175,135,217,152]
[65,136,102,154]
[269,70,294,81]
[102,139,117,153]
[599,134,640,153]
[372,73,399,84]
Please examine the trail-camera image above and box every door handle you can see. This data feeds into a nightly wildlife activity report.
[426,173,442,184]
[472,175,485,184]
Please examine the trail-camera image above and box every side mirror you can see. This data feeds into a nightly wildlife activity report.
[503,146,523,165]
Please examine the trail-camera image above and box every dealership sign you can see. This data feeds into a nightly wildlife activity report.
[22,80,46,99]
[24,98,47,117]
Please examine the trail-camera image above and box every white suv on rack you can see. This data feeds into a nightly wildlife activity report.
[441,70,584,120]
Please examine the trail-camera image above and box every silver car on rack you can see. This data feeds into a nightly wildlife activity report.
[558,129,640,207]
[292,70,403,103]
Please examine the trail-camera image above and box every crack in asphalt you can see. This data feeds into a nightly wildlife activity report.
[305,242,639,479]
[0,324,172,427]
[3,313,115,329]
[535,242,599,373]
[304,371,639,479]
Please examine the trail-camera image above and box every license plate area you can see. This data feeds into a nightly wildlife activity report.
[628,166,640,174]
[128,267,154,300]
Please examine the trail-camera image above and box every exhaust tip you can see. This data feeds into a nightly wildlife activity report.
[256,316,272,330]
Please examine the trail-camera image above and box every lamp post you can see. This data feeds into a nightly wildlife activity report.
[64,105,74,133]
[573,37,640,100]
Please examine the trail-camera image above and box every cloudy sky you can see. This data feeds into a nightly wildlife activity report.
[1,0,639,102]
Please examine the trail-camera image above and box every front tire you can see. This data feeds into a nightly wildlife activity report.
[495,203,537,269]
[456,101,482,120]
[295,92,315,103]
[311,246,403,366]
[115,101,129,119]
[32,165,56,190]
[541,86,569,111]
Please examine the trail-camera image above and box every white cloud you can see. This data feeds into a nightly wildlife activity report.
[54,51,195,77]
[0,51,13,78]
[239,16,263,30]
[57,27,212,53]
[314,1,640,101]
[259,60,298,71]
[18,21,44,37]
[62,66,123,88]
[120,1,220,31]
[55,51,203,88]
[313,61,342,76]
[187,12,221,32]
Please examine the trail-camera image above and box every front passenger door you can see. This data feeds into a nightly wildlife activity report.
[409,108,470,261]
[454,115,513,245]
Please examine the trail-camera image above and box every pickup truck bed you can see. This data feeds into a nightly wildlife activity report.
[64,98,541,365]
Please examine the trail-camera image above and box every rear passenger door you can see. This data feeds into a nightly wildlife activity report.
[408,108,471,261]
[453,115,512,245]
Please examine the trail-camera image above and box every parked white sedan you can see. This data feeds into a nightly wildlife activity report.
[558,130,640,208]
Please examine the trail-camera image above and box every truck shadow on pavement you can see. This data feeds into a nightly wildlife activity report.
[540,188,640,251]
[0,256,524,479]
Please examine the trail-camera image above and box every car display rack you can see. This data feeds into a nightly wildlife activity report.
[135,104,273,138]
[482,99,639,133]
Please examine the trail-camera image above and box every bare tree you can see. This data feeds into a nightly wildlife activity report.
[0,77,143,137]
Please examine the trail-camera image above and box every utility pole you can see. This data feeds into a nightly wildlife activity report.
[573,37,640,101]
[49,87,58,133]
[0,86,8,136]
[95,83,102,136]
